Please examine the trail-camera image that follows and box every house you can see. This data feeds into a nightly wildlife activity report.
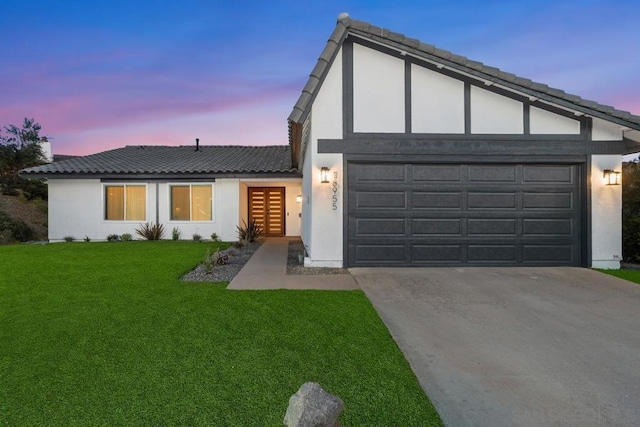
[23,14,640,269]
[22,145,302,242]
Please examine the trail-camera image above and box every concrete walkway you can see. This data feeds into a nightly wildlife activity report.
[227,237,358,290]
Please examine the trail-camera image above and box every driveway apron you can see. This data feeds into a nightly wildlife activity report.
[351,267,640,426]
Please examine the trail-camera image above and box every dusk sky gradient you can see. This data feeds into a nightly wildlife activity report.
[1,0,639,155]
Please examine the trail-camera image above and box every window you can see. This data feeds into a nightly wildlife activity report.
[170,184,212,221]
[105,185,146,221]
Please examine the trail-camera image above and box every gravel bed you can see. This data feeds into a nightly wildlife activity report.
[287,239,349,275]
[181,240,263,283]
[181,238,348,282]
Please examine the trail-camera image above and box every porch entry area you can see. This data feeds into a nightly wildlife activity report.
[248,187,285,237]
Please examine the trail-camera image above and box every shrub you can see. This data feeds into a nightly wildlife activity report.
[236,219,263,243]
[172,227,181,241]
[84,236,91,242]
[203,249,215,273]
[192,233,202,242]
[233,240,244,249]
[63,236,74,242]
[210,232,220,242]
[106,234,120,242]
[135,223,165,241]
[623,161,640,261]
[0,212,34,243]
[121,233,133,242]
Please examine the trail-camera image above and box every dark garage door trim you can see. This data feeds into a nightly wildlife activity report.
[344,157,588,268]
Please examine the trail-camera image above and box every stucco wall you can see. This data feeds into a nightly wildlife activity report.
[592,117,624,141]
[353,43,404,133]
[411,64,464,133]
[470,85,523,133]
[305,45,344,267]
[591,155,622,269]
[530,106,580,134]
[48,178,244,242]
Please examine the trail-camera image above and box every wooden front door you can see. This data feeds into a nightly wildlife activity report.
[248,187,285,237]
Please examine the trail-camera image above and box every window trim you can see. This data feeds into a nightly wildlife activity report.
[103,183,148,222]
[168,183,214,222]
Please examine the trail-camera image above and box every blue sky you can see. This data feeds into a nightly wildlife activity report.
[1,0,638,155]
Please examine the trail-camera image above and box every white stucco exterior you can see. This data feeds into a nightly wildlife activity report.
[48,178,301,242]
[411,64,464,133]
[302,45,344,267]
[592,117,624,141]
[530,106,580,134]
[471,85,523,134]
[353,43,404,133]
[591,155,623,269]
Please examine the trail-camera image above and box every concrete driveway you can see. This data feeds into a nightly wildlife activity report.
[351,267,640,426]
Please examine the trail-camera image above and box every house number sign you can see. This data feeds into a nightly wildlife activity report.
[331,171,339,211]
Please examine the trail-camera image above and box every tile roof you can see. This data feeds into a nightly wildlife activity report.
[289,14,640,131]
[21,145,298,177]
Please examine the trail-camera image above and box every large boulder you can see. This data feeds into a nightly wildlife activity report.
[283,382,344,427]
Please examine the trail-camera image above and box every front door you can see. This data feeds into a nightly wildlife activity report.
[248,187,285,237]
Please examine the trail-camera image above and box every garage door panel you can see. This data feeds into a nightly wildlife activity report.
[354,245,405,262]
[413,192,462,209]
[468,165,516,182]
[468,245,517,261]
[351,163,406,182]
[523,245,573,262]
[356,218,406,236]
[468,219,516,235]
[348,161,582,267]
[523,219,573,235]
[523,165,574,183]
[413,165,462,182]
[413,245,461,262]
[523,193,573,209]
[356,191,406,208]
[413,219,461,235]
[468,192,517,209]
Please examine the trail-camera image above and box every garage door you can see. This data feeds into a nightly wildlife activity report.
[347,162,583,267]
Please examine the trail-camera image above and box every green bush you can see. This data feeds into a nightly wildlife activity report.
[623,162,640,261]
[121,233,133,242]
[0,211,34,243]
[106,234,120,242]
[171,227,181,241]
[63,236,74,242]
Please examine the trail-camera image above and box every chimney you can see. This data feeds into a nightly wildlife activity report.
[195,138,200,152]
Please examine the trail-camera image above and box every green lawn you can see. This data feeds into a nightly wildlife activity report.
[598,268,640,284]
[0,242,441,426]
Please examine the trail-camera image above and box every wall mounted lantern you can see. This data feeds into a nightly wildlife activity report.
[296,194,302,203]
[603,169,621,186]
[320,167,330,184]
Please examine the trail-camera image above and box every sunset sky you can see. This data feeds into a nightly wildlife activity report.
[1,0,638,155]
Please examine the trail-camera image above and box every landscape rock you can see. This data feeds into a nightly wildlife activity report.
[283,382,344,427]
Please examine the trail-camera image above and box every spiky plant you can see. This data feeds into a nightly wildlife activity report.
[135,223,165,240]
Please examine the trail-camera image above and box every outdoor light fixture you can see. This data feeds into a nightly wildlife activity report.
[320,167,330,184]
[603,169,621,186]
[296,194,302,203]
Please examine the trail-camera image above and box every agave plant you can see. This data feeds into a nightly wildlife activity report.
[236,219,263,243]
[135,222,165,240]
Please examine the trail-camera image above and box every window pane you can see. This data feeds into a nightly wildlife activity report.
[171,186,190,220]
[126,186,146,221]
[105,186,124,220]
[191,185,212,221]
